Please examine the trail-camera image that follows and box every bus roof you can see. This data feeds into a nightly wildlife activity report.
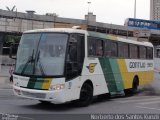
[24,28,153,47]
[24,28,87,34]
[88,31,153,47]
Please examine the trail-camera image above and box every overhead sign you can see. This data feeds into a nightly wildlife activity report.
[133,28,151,37]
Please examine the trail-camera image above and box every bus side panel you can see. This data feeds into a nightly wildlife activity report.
[81,58,109,96]
[117,59,154,89]
[64,57,109,102]
[117,59,132,89]
[99,58,124,93]
[64,77,81,102]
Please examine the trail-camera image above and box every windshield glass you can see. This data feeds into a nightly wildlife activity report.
[15,33,68,76]
[15,33,40,75]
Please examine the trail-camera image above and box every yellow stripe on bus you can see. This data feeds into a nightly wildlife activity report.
[42,78,52,89]
[108,35,118,41]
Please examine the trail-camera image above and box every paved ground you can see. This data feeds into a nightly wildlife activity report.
[0,88,160,120]
[0,83,12,89]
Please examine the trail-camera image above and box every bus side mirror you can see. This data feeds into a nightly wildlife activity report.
[9,44,18,60]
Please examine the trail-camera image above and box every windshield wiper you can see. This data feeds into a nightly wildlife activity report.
[21,49,35,74]
[35,51,45,75]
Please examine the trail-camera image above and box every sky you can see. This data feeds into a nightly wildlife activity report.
[0,0,150,25]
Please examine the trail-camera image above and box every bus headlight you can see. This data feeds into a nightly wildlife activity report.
[50,84,65,90]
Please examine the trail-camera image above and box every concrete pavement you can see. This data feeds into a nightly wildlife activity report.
[0,76,13,89]
[0,83,12,89]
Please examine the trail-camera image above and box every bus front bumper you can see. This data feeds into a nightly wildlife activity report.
[13,85,66,104]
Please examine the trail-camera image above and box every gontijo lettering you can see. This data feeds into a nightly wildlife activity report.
[129,62,145,68]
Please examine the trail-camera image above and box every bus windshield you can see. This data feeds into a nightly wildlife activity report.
[15,33,68,76]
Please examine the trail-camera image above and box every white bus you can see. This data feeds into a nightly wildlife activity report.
[12,28,154,106]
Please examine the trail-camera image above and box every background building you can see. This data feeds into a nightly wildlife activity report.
[150,0,160,20]
[85,12,96,22]
[0,8,160,83]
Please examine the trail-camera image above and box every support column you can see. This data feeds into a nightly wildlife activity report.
[0,33,5,74]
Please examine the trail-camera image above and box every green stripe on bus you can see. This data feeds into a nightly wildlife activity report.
[27,77,37,89]
[88,32,118,41]
[99,58,117,92]
[99,58,124,93]
[34,78,44,89]
[110,59,124,91]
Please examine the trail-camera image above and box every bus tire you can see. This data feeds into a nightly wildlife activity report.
[132,76,139,93]
[77,83,93,107]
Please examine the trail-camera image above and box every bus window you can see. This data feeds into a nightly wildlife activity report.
[104,41,111,57]
[129,44,138,59]
[69,45,77,61]
[96,40,103,56]
[156,48,160,58]
[139,46,146,59]
[147,47,153,59]
[88,37,96,56]
[66,34,85,80]
[118,42,128,58]
[110,41,118,57]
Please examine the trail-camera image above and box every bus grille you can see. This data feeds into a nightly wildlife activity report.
[22,91,46,99]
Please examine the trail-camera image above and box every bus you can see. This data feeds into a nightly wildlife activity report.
[124,18,160,30]
[12,28,154,106]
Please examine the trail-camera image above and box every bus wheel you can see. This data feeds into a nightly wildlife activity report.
[77,83,93,107]
[132,77,139,93]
